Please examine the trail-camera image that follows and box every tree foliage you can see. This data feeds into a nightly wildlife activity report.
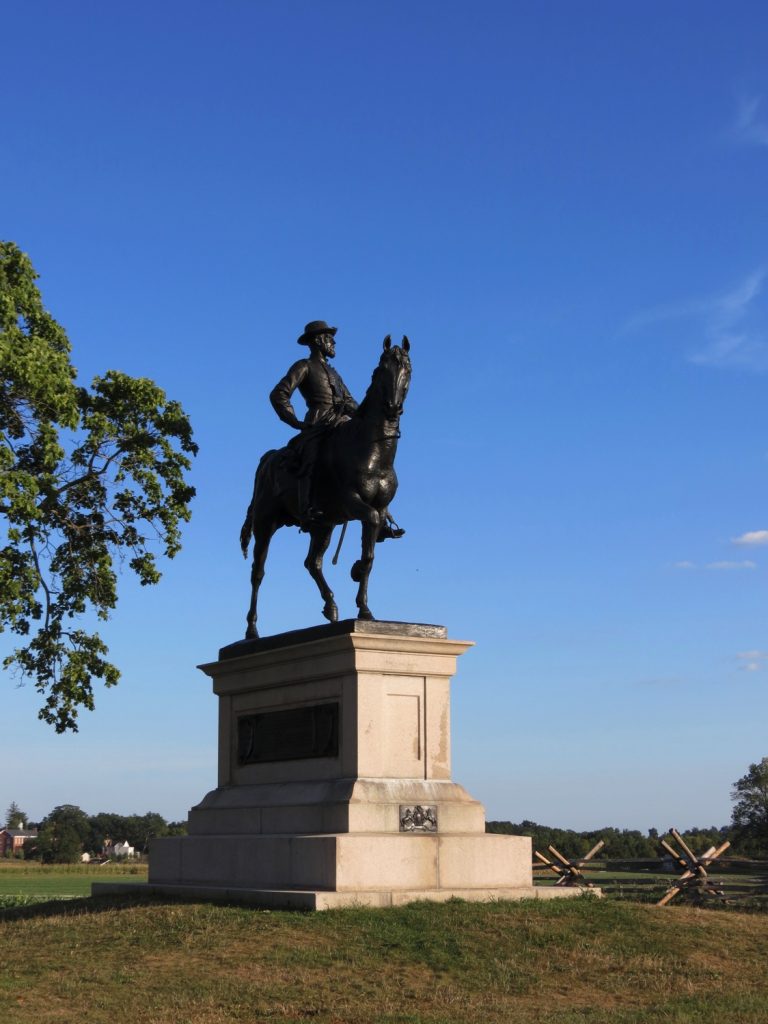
[88,810,172,853]
[731,757,768,856]
[5,801,28,828]
[486,820,662,859]
[35,804,92,863]
[0,241,197,730]
[21,805,186,861]
[486,820,736,859]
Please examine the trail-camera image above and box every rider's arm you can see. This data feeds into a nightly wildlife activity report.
[270,360,309,430]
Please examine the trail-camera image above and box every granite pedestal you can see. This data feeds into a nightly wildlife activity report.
[95,620,577,909]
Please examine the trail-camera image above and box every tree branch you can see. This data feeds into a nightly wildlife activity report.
[27,532,53,631]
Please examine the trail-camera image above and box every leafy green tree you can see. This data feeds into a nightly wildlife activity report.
[485,821,592,859]
[87,811,129,853]
[88,810,172,853]
[5,801,28,828]
[731,757,768,855]
[675,826,730,854]
[127,811,169,852]
[0,241,197,731]
[37,804,91,863]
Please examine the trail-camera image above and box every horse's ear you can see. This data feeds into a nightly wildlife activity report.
[383,335,392,350]
[402,335,410,352]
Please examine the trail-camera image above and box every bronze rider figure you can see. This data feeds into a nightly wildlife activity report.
[270,320,404,539]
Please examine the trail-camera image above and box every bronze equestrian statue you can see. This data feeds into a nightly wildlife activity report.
[240,323,411,639]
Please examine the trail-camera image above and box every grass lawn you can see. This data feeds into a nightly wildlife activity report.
[2,894,767,1023]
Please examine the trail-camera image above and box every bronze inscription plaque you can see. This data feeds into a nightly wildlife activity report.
[237,702,339,765]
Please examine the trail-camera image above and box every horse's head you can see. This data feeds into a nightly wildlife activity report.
[375,335,411,420]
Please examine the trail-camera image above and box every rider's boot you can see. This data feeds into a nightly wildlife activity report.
[377,514,405,542]
[298,475,324,532]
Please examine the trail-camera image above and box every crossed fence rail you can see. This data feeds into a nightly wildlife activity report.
[532,836,768,906]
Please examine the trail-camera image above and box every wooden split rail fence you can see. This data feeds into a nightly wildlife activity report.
[531,832,768,906]
[534,840,605,888]
[657,829,731,906]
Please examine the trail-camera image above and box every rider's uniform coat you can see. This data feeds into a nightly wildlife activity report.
[270,354,358,430]
[270,354,358,477]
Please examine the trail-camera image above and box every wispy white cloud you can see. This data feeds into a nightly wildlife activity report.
[672,559,757,570]
[623,298,714,335]
[689,270,768,370]
[737,650,768,672]
[732,94,768,147]
[625,269,768,372]
[706,560,756,570]
[732,529,768,546]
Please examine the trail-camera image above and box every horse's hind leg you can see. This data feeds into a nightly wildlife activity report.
[245,519,277,639]
[304,525,338,623]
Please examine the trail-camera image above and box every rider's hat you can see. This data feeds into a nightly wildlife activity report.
[297,320,338,345]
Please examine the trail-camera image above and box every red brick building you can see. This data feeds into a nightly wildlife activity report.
[0,827,38,856]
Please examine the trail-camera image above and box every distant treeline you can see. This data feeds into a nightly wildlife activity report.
[485,821,765,859]
[5,804,187,863]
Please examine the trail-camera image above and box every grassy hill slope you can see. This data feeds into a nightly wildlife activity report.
[2,895,766,1023]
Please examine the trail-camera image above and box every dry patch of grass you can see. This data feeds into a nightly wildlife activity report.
[1,896,767,1023]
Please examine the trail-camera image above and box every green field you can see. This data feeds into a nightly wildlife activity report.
[2,893,768,1023]
[0,861,147,900]
[2,859,764,908]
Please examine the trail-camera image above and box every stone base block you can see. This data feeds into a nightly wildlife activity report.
[187,779,486,836]
[150,832,532,892]
[93,881,590,910]
[128,623,600,912]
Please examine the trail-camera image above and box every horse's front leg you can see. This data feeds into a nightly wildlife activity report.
[351,513,381,620]
[304,525,338,623]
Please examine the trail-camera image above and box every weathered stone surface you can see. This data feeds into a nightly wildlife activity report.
[187,779,485,836]
[138,625,587,908]
[149,833,533,892]
[93,881,589,910]
[219,619,448,661]
[199,629,472,789]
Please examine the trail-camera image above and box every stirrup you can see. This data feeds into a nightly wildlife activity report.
[377,516,405,542]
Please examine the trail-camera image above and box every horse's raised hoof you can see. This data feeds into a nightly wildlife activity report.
[322,600,338,623]
[356,609,374,621]
[350,560,364,583]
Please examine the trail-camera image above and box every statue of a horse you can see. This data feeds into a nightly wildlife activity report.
[240,336,411,639]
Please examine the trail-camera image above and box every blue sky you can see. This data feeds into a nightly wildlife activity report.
[2,1,767,830]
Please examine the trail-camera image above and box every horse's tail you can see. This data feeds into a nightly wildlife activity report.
[240,450,276,558]
[239,503,253,558]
